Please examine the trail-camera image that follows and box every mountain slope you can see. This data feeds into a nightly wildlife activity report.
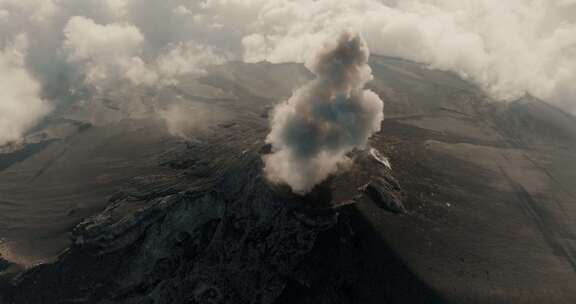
[1,56,576,303]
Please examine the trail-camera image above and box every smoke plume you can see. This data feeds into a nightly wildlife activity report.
[263,32,384,194]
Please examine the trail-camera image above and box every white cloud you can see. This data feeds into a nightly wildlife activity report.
[173,5,192,16]
[63,16,227,89]
[2,0,576,145]
[105,0,129,18]
[3,0,576,111]
[229,0,576,112]
[0,0,56,22]
[63,16,158,88]
[0,35,50,145]
[156,41,226,83]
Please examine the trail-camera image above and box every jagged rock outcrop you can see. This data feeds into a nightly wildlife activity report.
[352,148,405,214]
[363,178,405,214]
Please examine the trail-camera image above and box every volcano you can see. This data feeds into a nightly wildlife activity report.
[1,56,576,303]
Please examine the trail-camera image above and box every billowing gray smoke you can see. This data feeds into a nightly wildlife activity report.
[263,32,384,194]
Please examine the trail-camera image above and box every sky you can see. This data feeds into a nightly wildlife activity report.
[1,0,576,146]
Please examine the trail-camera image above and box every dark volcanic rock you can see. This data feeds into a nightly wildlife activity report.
[363,177,405,214]
[8,153,338,304]
[4,127,423,304]
[0,116,361,303]
[0,256,10,272]
[0,140,56,172]
[353,148,405,214]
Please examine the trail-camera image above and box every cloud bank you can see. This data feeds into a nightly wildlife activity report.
[263,32,384,194]
[1,0,576,145]
[236,0,576,112]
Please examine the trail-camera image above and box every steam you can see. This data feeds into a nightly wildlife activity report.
[263,32,384,194]
[0,35,50,146]
[237,0,576,113]
[235,0,576,112]
[63,16,157,88]
[2,0,576,145]
[159,103,229,140]
[63,16,226,89]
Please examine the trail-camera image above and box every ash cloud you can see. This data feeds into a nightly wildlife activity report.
[263,32,384,194]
